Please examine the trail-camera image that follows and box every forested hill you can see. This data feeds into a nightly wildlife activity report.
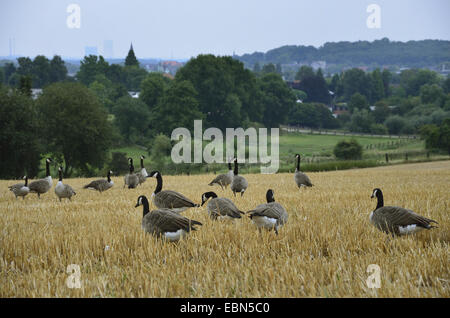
[236,38,450,70]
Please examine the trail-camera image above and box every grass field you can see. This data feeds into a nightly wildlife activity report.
[1,161,449,297]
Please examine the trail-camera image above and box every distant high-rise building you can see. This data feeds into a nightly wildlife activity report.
[84,46,98,57]
[103,40,114,58]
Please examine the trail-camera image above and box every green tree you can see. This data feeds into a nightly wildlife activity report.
[349,109,374,133]
[384,115,407,135]
[49,55,68,83]
[150,80,204,135]
[109,152,129,175]
[261,63,277,75]
[348,93,369,113]
[381,69,392,96]
[295,66,315,81]
[333,139,363,160]
[123,66,148,91]
[341,68,372,101]
[400,69,439,96]
[259,73,296,127]
[140,73,166,109]
[371,69,385,102]
[0,86,41,178]
[36,82,113,176]
[112,96,151,143]
[32,55,51,87]
[420,83,444,105]
[77,55,109,86]
[3,62,16,84]
[419,119,450,154]
[19,75,32,97]
[176,54,262,127]
[372,101,390,123]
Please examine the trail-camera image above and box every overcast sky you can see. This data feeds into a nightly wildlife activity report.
[1,0,449,59]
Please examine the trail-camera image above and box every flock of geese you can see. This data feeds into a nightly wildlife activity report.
[8,154,438,242]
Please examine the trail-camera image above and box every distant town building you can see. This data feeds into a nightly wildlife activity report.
[84,46,98,56]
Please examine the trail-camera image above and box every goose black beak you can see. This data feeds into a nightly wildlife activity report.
[135,203,140,208]
[370,194,375,199]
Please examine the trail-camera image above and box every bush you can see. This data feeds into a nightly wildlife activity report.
[384,115,406,135]
[109,152,129,175]
[333,139,363,160]
[370,124,388,135]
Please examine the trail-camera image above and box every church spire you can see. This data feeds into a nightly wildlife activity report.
[125,42,139,67]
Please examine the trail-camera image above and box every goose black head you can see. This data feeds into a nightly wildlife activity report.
[295,154,300,158]
[371,188,382,199]
[266,189,275,203]
[149,170,160,178]
[135,195,147,208]
[201,191,218,206]
[22,175,27,180]
[58,166,63,172]
[46,158,53,163]
[140,155,145,160]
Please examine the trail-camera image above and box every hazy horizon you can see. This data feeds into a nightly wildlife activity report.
[1,0,449,60]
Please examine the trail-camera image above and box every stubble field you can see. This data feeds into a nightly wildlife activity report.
[0,161,449,297]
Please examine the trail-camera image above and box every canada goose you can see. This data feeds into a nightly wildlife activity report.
[28,158,53,198]
[294,154,313,188]
[201,191,244,220]
[135,195,202,242]
[208,160,233,190]
[147,171,198,213]
[55,166,76,201]
[247,189,288,235]
[9,176,30,200]
[83,170,114,192]
[370,188,438,236]
[230,158,248,197]
[124,158,139,189]
[136,155,148,185]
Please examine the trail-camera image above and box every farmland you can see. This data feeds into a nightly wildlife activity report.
[0,160,449,297]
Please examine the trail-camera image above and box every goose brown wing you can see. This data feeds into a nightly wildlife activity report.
[148,209,202,233]
[295,171,312,187]
[373,206,438,229]
[29,179,51,193]
[208,198,243,218]
[248,203,282,220]
[84,179,107,190]
[155,190,197,208]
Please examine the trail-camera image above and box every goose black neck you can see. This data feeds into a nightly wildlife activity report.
[234,161,239,176]
[129,164,134,173]
[228,162,232,170]
[46,160,50,177]
[24,177,28,186]
[58,169,63,182]
[141,197,150,217]
[266,191,275,203]
[296,156,300,171]
[154,173,163,194]
[140,158,144,169]
[376,191,384,209]
[107,171,111,182]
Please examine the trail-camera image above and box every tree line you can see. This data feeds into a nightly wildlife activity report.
[1,51,449,179]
